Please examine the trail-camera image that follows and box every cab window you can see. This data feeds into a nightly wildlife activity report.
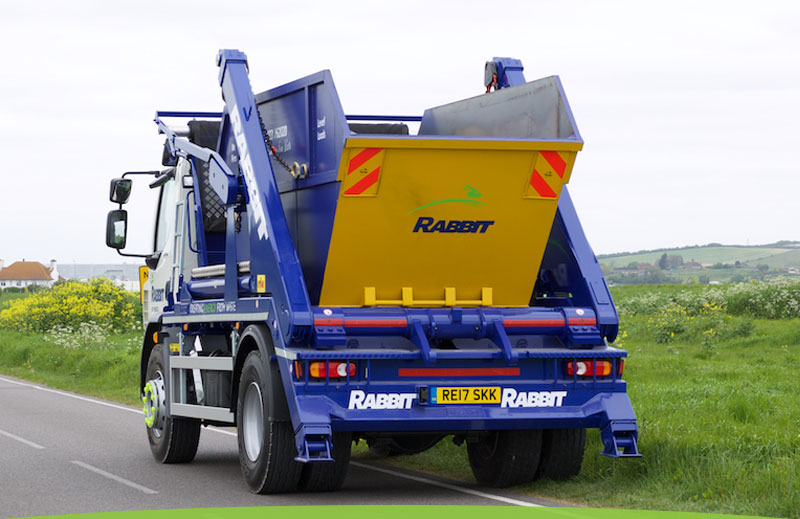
[154,178,175,252]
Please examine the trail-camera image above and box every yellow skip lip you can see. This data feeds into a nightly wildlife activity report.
[344,137,583,152]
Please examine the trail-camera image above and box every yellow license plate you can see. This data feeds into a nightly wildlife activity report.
[432,386,501,404]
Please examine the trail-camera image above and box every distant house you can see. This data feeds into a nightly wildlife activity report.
[0,259,62,289]
[685,261,703,269]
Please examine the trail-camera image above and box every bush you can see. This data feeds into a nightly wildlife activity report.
[0,279,141,333]
[619,288,726,317]
[725,279,800,319]
[644,298,754,345]
[648,303,689,344]
[618,279,800,320]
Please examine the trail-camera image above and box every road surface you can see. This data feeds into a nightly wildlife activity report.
[0,375,562,518]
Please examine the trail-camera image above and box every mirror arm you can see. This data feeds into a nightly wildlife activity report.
[149,167,176,189]
[116,250,151,259]
[145,252,161,269]
[122,170,160,179]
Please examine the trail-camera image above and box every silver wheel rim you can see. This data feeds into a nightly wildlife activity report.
[242,381,264,462]
[143,370,166,438]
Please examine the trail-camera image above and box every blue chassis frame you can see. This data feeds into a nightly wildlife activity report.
[154,50,640,462]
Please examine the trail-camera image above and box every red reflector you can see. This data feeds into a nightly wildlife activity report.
[618,359,625,376]
[566,360,612,377]
[503,318,565,328]
[398,367,520,377]
[308,361,356,379]
[345,318,407,328]
[314,318,343,327]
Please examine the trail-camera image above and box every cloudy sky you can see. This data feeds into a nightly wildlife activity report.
[1,0,798,265]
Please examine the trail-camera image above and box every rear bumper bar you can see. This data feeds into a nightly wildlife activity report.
[294,386,641,458]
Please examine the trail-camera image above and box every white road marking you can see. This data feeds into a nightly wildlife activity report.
[204,426,543,507]
[0,376,140,414]
[71,461,158,495]
[0,375,545,507]
[0,375,238,436]
[350,462,542,507]
[0,428,45,449]
[208,427,237,436]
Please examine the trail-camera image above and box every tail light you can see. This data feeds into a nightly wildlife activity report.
[294,361,356,379]
[566,360,613,377]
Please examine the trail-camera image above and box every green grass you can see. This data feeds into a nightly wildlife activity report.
[352,289,800,518]
[2,285,799,517]
[600,246,792,268]
[0,291,31,305]
[0,329,141,406]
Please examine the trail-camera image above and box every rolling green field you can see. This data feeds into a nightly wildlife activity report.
[599,245,800,268]
[1,283,799,517]
[759,248,800,268]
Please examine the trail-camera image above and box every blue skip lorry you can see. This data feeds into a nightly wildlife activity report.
[105,50,640,493]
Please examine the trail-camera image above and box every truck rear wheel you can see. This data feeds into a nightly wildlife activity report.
[536,428,586,480]
[467,430,542,487]
[144,343,201,463]
[298,432,352,492]
[237,349,302,493]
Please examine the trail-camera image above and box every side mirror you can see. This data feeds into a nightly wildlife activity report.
[109,178,133,204]
[162,139,178,166]
[106,210,128,249]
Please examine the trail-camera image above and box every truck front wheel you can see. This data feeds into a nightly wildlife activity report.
[144,343,201,463]
[467,429,542,487]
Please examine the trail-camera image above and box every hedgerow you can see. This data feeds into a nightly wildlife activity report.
[0,279,141,333]
[617,278,800,320]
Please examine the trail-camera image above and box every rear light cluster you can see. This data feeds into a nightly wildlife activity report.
[566,359,624,377]
[294,361,356,380]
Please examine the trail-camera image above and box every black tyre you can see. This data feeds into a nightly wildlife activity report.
[467,430,542,487]
[367,434,443,457]
[237,348,302,493]
[144,343,201,463]
[298,432,352,492]
[536,428,586,480]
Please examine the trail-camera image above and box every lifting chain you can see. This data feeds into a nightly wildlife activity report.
[256,108,294,173]
[256,108,308,179]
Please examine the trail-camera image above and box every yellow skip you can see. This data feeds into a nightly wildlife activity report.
[319,137,580,308]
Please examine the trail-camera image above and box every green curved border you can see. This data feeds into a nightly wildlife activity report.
[20,505,771,519]
[408,184,487,214]
[408,198,486,214]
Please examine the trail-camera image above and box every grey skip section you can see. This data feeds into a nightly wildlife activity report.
[70,460,158,495]
[0,427,45,450]
[0,375,549,507]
